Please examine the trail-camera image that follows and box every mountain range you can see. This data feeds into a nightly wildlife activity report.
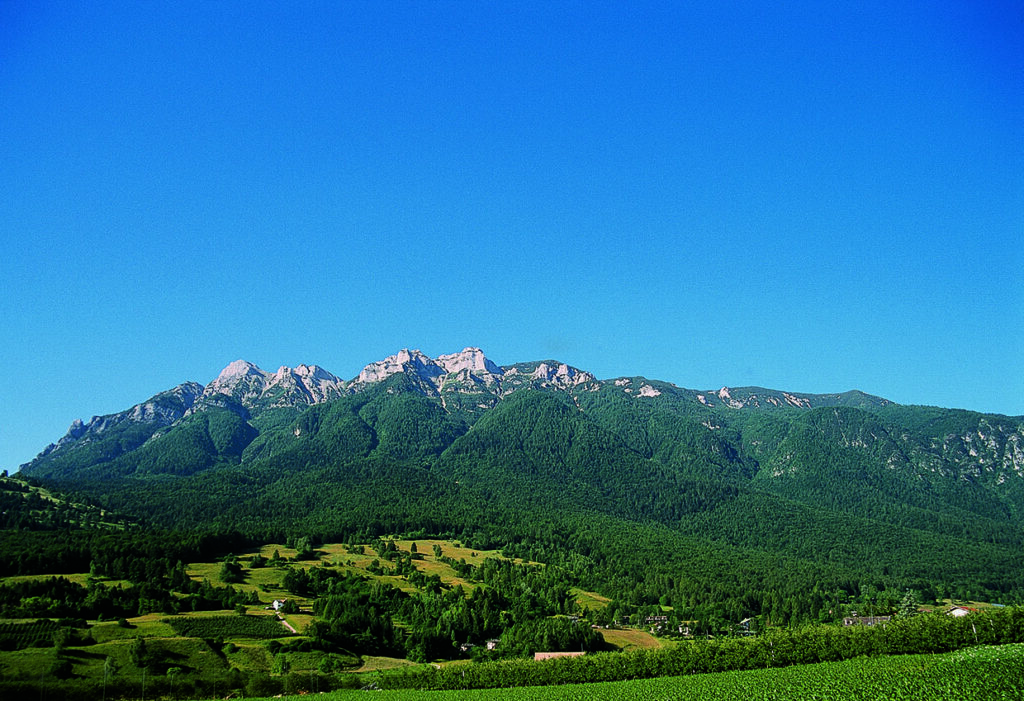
[21,347,906,475]
[18,347,1024,612]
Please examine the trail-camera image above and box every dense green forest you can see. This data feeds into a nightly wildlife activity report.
[14,368,1024,614]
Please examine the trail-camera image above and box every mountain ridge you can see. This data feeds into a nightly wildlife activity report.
[20,347,1024,537]
[24,347,907,471]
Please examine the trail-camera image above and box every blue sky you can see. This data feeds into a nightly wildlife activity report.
[1,1,1022,472]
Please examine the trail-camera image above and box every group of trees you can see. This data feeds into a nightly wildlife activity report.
[0,566,257,620]
[0,528,259,620]
[0,476,135,531]
[0,528,248,578]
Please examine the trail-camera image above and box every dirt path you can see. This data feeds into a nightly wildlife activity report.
[277,614,297,633]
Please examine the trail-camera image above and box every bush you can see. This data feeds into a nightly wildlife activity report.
[48,657,73,679]
[245,674,282,697]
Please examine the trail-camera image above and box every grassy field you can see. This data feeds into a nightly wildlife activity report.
[598,627,665,651]
[572,587,611,611]
[180,538,595,609]
[356,655,424,672]
[88,616,178,643]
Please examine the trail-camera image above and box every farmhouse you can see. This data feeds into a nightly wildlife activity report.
[645,614,669,631]
[842,615,891,626]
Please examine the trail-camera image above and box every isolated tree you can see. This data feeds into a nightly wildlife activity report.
[897,589,920,618]
[220,556,244,584]
[167,666,182,699]
[52,627,72,655]
[103,655,117,701]
[294,536,316,560]
[130,636,151,669]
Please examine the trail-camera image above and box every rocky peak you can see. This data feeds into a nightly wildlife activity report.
[297,364,346,398]
[67,418,87,440]
[531,362,595,388]
[218,359,266,381]
[437,347,503,377]
[203,360,270,404]
[172,381,205,406]
[355,349,446,387]
[267,364,346,404]
[716,387,745,409]
[264,366,309,400]
[201,360,348,410]
[293,364,336,382]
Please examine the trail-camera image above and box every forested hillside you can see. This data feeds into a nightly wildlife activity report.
[15,349,1024,620]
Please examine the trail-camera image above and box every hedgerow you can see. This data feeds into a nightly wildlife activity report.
[376,607,1024,691]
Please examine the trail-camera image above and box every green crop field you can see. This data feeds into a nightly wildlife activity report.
[252,643,1024,701]
[0,619,60,650]
[166,614,292,640]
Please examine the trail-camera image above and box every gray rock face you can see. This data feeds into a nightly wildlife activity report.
[199,359,346,410]
[438,347,503,379]
[291,365,347,403]
[33,381,204,462]
[530,362,595,388]
[354,349,446,390]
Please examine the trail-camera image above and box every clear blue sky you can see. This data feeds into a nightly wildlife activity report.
[2,1,1022,472]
